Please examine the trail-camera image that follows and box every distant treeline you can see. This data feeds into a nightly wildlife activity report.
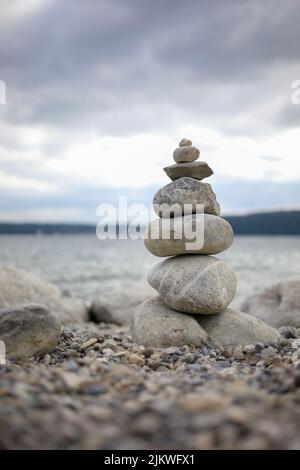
[0,211,299,235]
[0,223,95,235]
[224,211,300,235]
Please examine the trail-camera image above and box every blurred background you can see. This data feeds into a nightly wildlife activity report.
[0,0,299,307]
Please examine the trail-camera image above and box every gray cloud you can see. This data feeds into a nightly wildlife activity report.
[0,0,300,221]
[1,0,300,134]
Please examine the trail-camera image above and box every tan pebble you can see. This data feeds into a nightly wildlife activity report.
[225,406,249,424]
[269,355,283,366]
[223,349,234,358]
[102,348,115,355]
[128,354,145,366]
[256,360,265,367]
[114,351,127,358]
[233,346,245,360]
[59,372,87,390]
[43,354,51,365]
[218,367,237,377]
[81,338,98,350]
[95,357,110,366]
[144,347,154,358]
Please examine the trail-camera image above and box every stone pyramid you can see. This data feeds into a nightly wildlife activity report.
[131,139,280,351]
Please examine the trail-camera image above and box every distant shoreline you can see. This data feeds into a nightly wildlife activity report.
[0,210,299,235]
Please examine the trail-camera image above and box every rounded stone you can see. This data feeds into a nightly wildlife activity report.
[179,138,192,147]
[164,161,213,181]
[89,284,153,326]
[173,146,199,163]
[197,307,281,350]
[0,303,61,360]
[153,177,220,217]
[0,264,88,324]
[144,214,234,257]
[148,255,237,315]
[240,280,300,328]
[130,296,207,347]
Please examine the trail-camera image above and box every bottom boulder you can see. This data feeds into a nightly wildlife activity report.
[131,298,281,350]
[130,296,207,348]
[197,307,281,350]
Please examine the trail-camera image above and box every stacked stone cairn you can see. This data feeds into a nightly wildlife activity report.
[131,139,280,351]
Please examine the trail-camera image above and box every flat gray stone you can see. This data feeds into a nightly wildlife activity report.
[240,280,300,328]
[148,255,237,315]
[144,214,234,257]
[164,161,213,181]
[197,307,281,350]
[0,264,88,324]
[153,177,220,218]
[173,146,199,163]
[0,303,61,360]
[130,296,207,347]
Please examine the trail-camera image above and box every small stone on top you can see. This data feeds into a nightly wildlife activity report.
[179,138,192,147]
[173,145,199,163]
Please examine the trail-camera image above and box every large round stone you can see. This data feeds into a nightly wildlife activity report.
[130,296,207,347]
[144,214,234,257]
[0,264,88,324]
[164,161,213,181]
[197,307,281,350]
[173,146,199,163]
[153,177,220,218]
[0,303,61,360]
[90,284,153,326]
[240,280,300,328]
[148,255,237,314]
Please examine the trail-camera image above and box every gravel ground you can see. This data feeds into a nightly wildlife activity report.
[1,323,300,450]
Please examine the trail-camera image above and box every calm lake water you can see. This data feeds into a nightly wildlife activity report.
[0,234,299,308]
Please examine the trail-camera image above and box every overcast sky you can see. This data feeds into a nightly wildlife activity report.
[0,0,300,222]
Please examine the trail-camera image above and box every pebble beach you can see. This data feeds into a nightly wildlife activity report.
[0,138,300,451]
[1,323,300,450]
